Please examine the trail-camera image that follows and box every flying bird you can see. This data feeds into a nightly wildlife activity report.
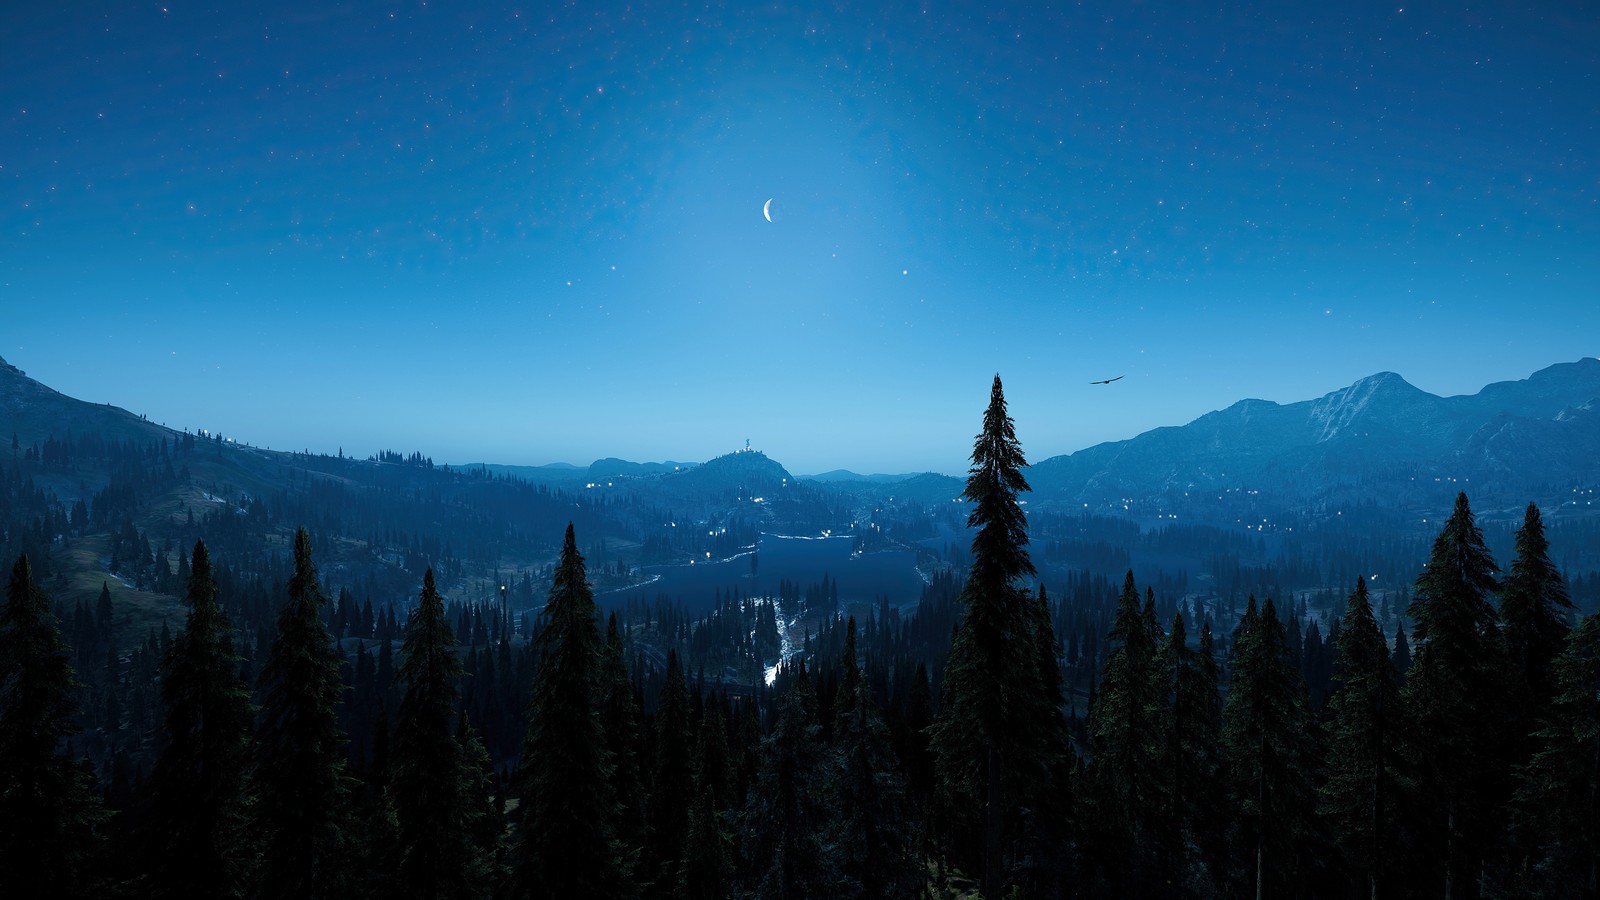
[1089,375,1125,385]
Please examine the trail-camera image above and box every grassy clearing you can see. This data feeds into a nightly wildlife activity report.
[52,533,184,647]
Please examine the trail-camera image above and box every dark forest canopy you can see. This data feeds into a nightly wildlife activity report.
[1,373,1599,898]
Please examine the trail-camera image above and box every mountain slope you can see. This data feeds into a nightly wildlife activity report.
[1028,358,1600,510]
[1,355,173,450]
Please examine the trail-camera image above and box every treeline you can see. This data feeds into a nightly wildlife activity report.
[1062,493,1595,899]
[5,377,1600,898]
[0,524,928,898]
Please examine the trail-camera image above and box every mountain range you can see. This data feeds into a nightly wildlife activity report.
[5,353,1599,643]
[1026,358,1600,515]
[4,355,1597,523]
[455,359,1600,517]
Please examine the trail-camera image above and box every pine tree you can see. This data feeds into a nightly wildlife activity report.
[354,705,400,899]
[646,648,695,897]
[1025,584,1075,895]
[1402,492,1505,898]
[142,541,255,899]
[834,616,864,735]
[512,523,625,897]
[1501,503,1573,731]
[828,616,922,899]
[391,568,492,898]
[927,374,1064,898]
[740,661,838,899]
[1154,610,1226,893]
[1193,621,1231,889]
[1499,505,1580,893]
[96,579,113,632]
[601,612,647,861]
[1319,578,1410,898]
[0,554,108,898]
[1086,571,1163,891]
[1512,612,1600,897]
[680,701,732,900]
[1390,622,1411,686]
[457,711,507,886]
[252,528,355,898]
[1222,596,1321,899]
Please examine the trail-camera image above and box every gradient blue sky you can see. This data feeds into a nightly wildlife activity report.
[4,1,1597,474]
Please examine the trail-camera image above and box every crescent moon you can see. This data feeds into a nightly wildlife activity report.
[763,198,773,223]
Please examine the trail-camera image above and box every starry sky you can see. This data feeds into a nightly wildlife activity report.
[4,1,1597,474]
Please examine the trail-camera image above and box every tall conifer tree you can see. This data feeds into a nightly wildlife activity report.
[1026,584,1075,895]
[1319,578,1410,898]
[1222,596,1321,899]
[1513,612,1600,896]
[253,528,354,898]
[827,616,922,899]
[143,541,255,899]
[1193,621,1231,889]
[1500,504,1579,893]
[391,568,491,898]
[1086,571,1163,891]
[1155,610,1226,892]
[1403,492,1505,898]
[456,711,505,882]
[740,661,837,899]
[1501,503,1573,730]
[646,649,695,898]
[601,611,647,862]
[680,700,732,900]
[928,374,1064,898]
[513,523,625,897]
[0,554,107,898]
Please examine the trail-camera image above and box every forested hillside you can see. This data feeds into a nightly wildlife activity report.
[3,371,1599,897]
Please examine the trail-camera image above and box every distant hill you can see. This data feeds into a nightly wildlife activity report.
[5,350,1600,656]
[587,457,698,481]
[462,459,702,487]
[465,461,588,486]
[0,355,173,451]
[1027,358,1600,513]
[9,353,1597,526]
[801,470,920,484]
[0,358,730,644]
[665,449,793,495]
[805,471,967,505]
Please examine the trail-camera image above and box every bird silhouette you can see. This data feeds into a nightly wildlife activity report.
[1089,375,1125,385]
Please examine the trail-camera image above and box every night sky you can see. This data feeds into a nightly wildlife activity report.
[4,2,1597,474]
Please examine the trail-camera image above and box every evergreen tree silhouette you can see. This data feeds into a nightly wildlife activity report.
[143,542,254,898]
[391,568,493,898]
[512,524,626,897]
[0,554,108,898]
[1403,493,1505,898]
[928,375,1066,898]
[253,529,355,898]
